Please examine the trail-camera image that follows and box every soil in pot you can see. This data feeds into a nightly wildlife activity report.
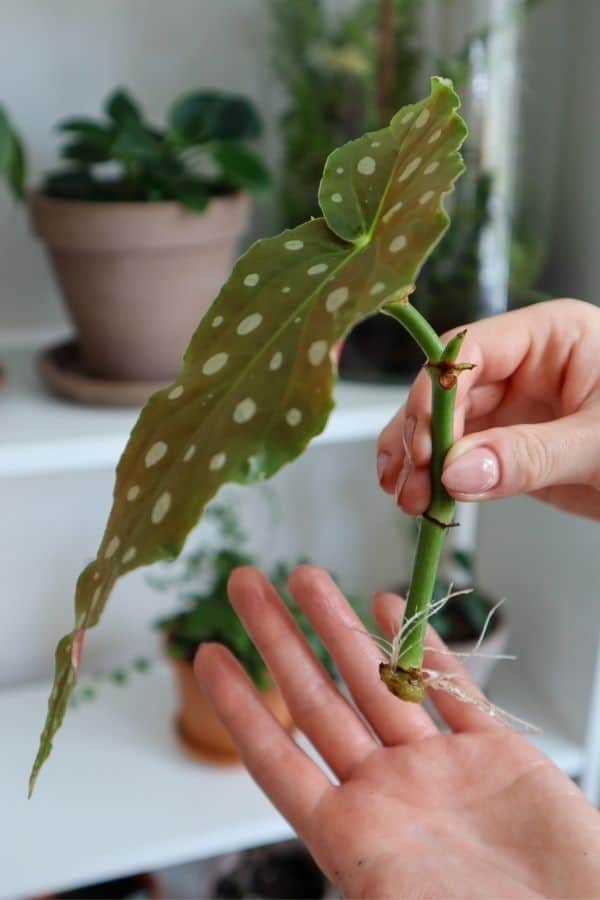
[210,841,330,899]
[170,657,292,764]
[38,872,161,900]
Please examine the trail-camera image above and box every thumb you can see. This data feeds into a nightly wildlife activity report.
[442,411,600,500]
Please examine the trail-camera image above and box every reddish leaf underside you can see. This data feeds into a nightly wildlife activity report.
[29,77,467,795]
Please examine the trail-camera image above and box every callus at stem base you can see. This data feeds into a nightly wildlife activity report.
[379,662,425,703]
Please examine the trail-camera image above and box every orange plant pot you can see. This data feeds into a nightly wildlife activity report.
[169,657,293,764]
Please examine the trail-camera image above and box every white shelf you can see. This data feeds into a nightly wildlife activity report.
[0,343,407,477]
[0,661,585,898]
[1,665,294,899]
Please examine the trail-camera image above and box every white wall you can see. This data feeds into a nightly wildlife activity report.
[0,0,276,338]
[544,0,600,303]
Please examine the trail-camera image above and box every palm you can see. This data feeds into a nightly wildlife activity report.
[196,566,600,898]
[311,732,585,898]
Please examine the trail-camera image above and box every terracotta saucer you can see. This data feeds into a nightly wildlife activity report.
[38,340,170,407]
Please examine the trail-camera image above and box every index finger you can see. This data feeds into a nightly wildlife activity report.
[376,303,556,491]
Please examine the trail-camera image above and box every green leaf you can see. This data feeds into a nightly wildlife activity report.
[112,122,162,164]
[212,142,271,191]
[29,76,467,794]
[57,118,113,143]
[0,106,27,200]
[173,179,209,212]
[60,139,111,165]
[105,88,143,126]
[169,91,262,142]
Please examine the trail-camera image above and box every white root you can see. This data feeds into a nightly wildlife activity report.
[423,668,541,733]
[350,584,540,734]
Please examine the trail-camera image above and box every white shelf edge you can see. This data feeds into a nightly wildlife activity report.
[0,343,408,477]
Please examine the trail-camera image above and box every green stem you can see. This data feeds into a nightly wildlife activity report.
[384,301,467,683]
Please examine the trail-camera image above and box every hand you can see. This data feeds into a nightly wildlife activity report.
[377,298,600,519]
[195,565,600,899]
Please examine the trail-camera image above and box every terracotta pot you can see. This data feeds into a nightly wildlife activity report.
[30,190,251,381]
[169,656,293,763]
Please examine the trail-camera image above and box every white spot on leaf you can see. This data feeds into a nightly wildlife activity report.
[122,547,137,564]
[308,340,328,366]
[151,492,171,524]
[234,398,257,423]
[400,111,413,124]
[145,441,167,468]
[168,385,184,400]
[371,141,381,148]
[282,286,291,293]
[286,408,302,426]
[424,161,439,175]
[336,166,344,174]
[326,286,349,313]
[209,452,227,471]
[243,273,260,287]
[308,263,328,275]
[419,190,435,205]
[183,445,196,462]
[382,200,403,223]
[202,352,229,375]
[105,536,120,559]
[331,193,343,203]
[237,313,263,335]
[357,156,376,175]
[428,128,442,143]
[212,316,224,328]
[370,282,386,296]
[415,108,430,128]
[389,234,407,254]
[127,485,140,501]
[284,239,304,251]
[398,158,421,182]
[269,352,283,371]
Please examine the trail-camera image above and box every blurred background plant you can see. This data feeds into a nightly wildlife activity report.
[0,105,26,201]
[1,87,270,212]
[151,504,366,689]
[269,0,549,379]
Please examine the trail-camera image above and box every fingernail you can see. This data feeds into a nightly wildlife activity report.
[443,447,500,495]
[377,451,391,483]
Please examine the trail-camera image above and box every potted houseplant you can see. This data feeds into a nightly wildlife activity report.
[31,78,513,791]
[4,88,270,401]
[151,504,362,762]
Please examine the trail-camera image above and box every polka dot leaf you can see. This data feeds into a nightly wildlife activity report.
[30,76,467,794]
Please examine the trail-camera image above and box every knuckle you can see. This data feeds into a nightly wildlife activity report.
[513,427,553,490]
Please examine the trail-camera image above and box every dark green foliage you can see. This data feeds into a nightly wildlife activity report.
[153,505,363,688]
[42,87,270,209]
[0,106,26,200]
[269,0,546,335]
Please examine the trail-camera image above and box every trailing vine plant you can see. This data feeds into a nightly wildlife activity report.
[30,77,470,794]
